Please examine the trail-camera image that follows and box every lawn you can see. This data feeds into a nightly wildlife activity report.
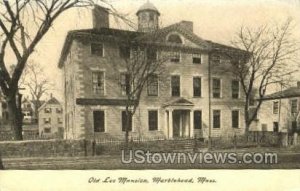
[2,146,300,170]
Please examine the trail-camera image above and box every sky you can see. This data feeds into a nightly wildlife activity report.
[24,0,300,101]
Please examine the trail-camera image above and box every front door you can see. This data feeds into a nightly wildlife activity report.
[173,111,181,137]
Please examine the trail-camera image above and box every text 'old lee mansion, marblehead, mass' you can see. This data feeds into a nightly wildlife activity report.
[58,2,249,140]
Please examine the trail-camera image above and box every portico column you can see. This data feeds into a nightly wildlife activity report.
[164,111,168,138]
[190,110,194,138]
[168,109,173,139]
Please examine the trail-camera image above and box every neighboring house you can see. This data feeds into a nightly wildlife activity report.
[38,96,64,138]
[21,97,45,124]
[252,82,300,133]
[59,2,247,140]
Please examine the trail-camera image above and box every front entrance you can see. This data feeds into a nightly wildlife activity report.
[172,110,191,138]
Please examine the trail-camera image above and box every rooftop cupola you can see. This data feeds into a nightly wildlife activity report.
[136,1,160,32]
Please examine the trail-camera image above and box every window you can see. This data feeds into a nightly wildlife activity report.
[212,55,220,65]
[120,73,131,96]
[167,34,183,44]
[194,110,202,129]
[193,77,201,97]
[44,128,51,133]
[193,54,201,64]
[44,108,51,113]
[44,118,51,124]
[273,101,279,114]
[291,99,298,114]
[212,78,221,98]
[92,71,105,95]
[119,46,130,59]
[147,74,158,96]
[56,108,62,113]
[91,43,104,56]
[122,111,132,132]
[232,110,239,128]
[273,122,279,132]
[149,12,154,21]
[171,75,180,97]
[93,110,105,132]
[292,121,297,133]
[146,48,157,61]
[148,110,158,131]
[232,80,239,99]
[170,52,180,63]
[213,110,221,129]
[58,118,63,124]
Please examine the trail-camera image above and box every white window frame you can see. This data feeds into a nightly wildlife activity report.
[91,70,106,96]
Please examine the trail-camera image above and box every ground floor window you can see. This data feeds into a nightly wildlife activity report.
[194,110,202,129]
[122,111,132,132]
[148,110,158,131]
[213,110,221,129]
[93,110,105,132]
[232,110,239,128]
[292,121,297,133]
[273,122,279,132]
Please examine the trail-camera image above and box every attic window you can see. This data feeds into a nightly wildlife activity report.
[91,43,104,56]
[167,34,183,44]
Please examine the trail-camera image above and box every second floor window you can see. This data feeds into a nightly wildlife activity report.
[193,77,201,97]
[171,75,180,97]
[291,99,298,114]
[273,101,279,114]
[44,118,51,124]
[147,74,158,96]
[56,108,62,113]
[212,78,221,98]
[92,71,105,95]
[44,108,51,113]
[232,80,239,99]
[120,73,131,96]
[91,43,104,56]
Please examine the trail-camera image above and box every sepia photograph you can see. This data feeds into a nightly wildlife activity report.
[0,0,300,190]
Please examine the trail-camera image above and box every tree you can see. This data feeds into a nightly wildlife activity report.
[115,42,169,145]
[24,61,53,122]
[228,18,299,134]
[0,0,105,140]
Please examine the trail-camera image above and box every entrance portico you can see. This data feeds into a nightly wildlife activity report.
[163,98,194,139]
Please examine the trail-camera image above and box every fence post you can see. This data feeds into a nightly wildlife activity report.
[0,152,4,170]
[92,140,96,156]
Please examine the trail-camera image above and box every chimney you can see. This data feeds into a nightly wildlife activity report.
[297,81,300,88]
[50,93,53,99]
[92,5,109,29]
[179,21,193,32]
